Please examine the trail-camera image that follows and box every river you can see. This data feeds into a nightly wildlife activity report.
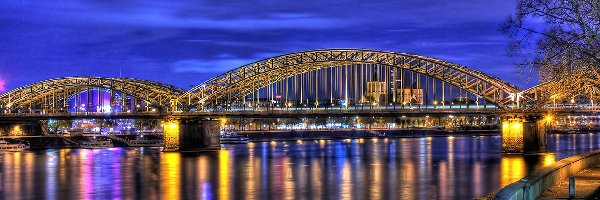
[1,133,599,199]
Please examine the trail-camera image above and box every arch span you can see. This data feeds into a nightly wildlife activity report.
[183,49,522,109]
[520,76,600,107]
[0,77,185,112]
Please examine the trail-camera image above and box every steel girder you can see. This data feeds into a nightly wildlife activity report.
[0,77,185,112]
[183,49,522,110]
[519,75,600,107]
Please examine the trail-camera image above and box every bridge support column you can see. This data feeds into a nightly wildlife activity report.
[163,119,220,151]
[502,115,547,153]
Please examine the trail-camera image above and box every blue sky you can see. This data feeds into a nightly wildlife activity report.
[0,0,536,92]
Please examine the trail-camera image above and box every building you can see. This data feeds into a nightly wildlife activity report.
[365,81,387,104]
[397,88,423,105]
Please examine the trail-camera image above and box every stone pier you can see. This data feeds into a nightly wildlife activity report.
[501,114,548,153]
[163,119,221,151]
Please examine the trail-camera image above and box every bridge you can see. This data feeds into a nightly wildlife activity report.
[0,49,597,152]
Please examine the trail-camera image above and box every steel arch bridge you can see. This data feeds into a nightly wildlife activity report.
[519,74,600,108]
[0,77,185,113]
[182,49,521,110]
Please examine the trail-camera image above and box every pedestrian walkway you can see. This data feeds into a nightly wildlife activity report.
[538,165,600,199]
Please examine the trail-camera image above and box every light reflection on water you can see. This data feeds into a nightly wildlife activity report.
[0,133,599,199]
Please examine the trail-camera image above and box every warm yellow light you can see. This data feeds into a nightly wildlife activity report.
[219,150,230,200]
[512,123,520,129]
[161,153,180,199]
[544,115,553,123]
[10,125,22,136]
[501,156,525,187]
[543,154,555,166]
[502,120,524,153]
[164,121,180,150]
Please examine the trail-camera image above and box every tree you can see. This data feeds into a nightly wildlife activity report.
[502,0,599,86]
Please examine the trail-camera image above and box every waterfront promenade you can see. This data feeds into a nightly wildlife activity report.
[538,165,600,199]
[494,149,600,200]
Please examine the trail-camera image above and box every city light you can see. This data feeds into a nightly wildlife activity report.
[0,1,596,200]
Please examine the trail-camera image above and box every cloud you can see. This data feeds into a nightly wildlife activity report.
[0,0,531,91]
[172,58,257,73]
[0,79,5,92]
[420,41,504,47]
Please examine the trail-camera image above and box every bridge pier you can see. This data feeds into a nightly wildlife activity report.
[502,115,547,153]
[163,119,220,151]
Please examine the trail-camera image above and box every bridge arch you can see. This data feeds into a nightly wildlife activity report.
[0,77,185,113]
[183,49,522,110]
[520,76,600,107]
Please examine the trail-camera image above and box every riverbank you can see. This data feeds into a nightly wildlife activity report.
[235,129,500,142]
[538,165,600,199]
[493,149,600,200]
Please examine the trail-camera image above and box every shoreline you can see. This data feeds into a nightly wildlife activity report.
[234,129,501,142]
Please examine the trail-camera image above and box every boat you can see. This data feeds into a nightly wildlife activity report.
[128,139,164,147]
[0,140,30,151]
[220,133,249,144]
[80,139,113,148]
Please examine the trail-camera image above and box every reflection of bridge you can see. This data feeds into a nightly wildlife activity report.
[0,49,596,152]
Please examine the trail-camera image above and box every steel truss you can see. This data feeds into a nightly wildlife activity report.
[0,77,185,113]
[520,74,600,108]
[183,49,522,110]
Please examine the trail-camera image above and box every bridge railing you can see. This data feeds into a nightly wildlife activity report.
[0,107,506,118]
[3,105,600,118]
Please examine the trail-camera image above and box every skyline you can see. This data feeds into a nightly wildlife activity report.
[0,0,536,92]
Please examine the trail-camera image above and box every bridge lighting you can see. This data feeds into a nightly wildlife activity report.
[571,99,575,104]
[433,101,438,105]
[167,122,178,130]
[512,123,520,129]
[545,115,554,123]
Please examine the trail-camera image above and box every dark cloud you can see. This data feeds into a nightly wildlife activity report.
[0,0,536,91]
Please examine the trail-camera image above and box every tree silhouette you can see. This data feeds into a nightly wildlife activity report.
[502,0,599,84]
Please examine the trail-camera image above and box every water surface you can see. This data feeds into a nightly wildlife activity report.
[1,133,600,200]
